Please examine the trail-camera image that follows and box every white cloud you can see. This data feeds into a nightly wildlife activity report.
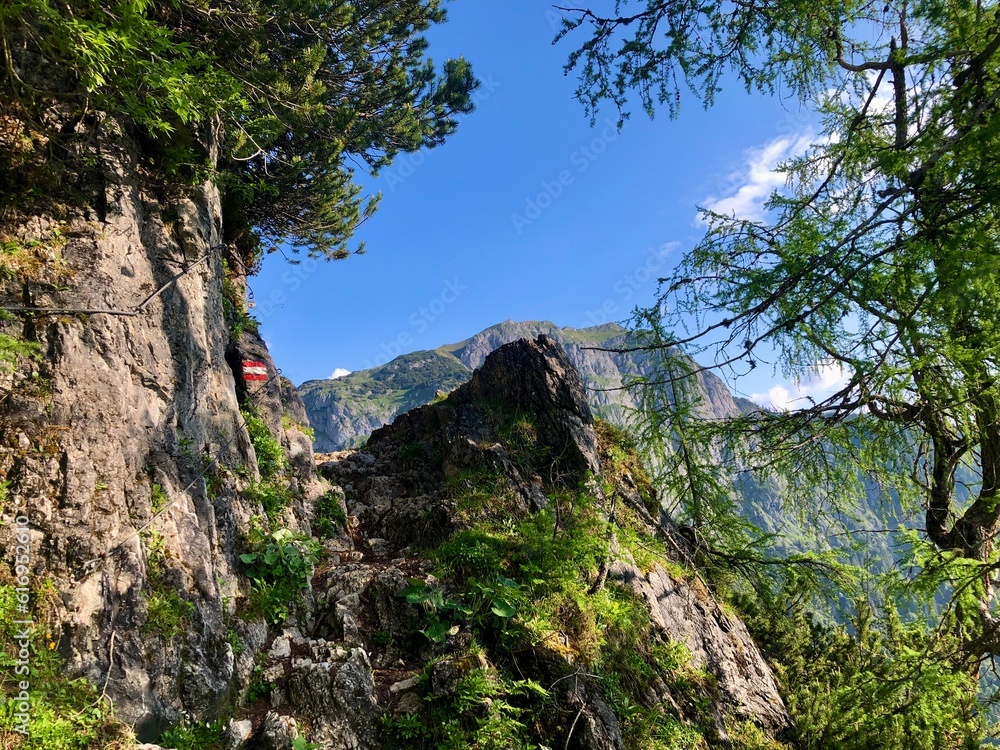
[751,360,850,411]
[700,132,814,223]
[329,368,351,379]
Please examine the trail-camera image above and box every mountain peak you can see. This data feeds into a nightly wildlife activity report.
[300,319,737,451]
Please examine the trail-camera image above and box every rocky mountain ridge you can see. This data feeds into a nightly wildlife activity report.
[301,320,751,452]
[291,336,789,748]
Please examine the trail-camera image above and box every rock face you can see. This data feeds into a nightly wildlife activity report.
[610,561,789,732]
[301,320,749,451]
[453,335,601,479]
[0,120,322,736]
[273,336,792,748]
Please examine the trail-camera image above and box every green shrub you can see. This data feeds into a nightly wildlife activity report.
[400,576,523,645]
[244,653,272,704]
[312,491,347,539]
[396,474,770,750]
[381,665,548,750]
[243,408,285,479]
[241,526,321,624]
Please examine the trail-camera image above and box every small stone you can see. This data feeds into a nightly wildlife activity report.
[368,538,392,557]
[269,637,291,659]
[393,691,423,715]
[249,711,298,750]
[223,718,253,749]
[389,675,420,694]
[263,663,284,683]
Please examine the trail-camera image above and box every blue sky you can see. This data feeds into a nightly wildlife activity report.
[252,1,838,406]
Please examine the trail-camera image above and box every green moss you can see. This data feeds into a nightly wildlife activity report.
[595,418,658,514]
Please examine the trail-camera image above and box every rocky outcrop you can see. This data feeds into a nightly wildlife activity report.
[610,561,789,734]
[0,118,323,737]
[452,334,601,479]
[273,336,791,748]
[301,320,744,451]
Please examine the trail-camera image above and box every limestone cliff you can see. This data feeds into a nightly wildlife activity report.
[0,119,325,738]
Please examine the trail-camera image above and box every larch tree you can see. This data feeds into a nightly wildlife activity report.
[557,0,1000,665]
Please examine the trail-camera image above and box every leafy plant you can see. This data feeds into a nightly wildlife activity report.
[312,490,348,539]
[223,277,259,340]
[150,483,169,514]
[142,589,194,639]
[381,665,548,750]
[242,408,285,480]
[0,582,134,749]
[244,478,295,522]
[240,526,321,624]
[400,576,522,644]
[141,529,194,639]
[159,718,225,750]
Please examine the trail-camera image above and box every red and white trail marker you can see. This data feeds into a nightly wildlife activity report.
[242,360,268,382]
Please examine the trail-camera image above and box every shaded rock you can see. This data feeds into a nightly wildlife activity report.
[286,648,379,750]
[246,711,298,750]
[450,334,600,481]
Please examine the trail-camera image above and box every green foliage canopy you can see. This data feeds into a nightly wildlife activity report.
[0,0,478,261]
